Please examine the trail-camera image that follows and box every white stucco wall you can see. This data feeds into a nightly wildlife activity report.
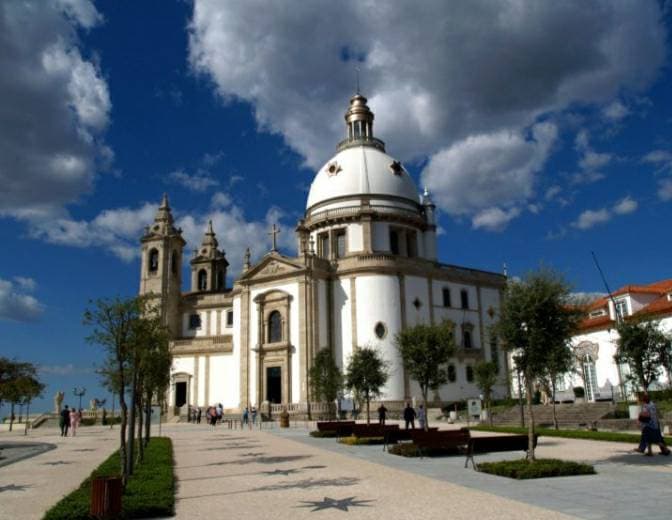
[333,277,352,370]
[318,280,328,348]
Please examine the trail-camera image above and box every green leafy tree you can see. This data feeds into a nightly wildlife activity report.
[309,349,343,419]
[543,338,574,430]
[615,317,669,391]
[345,347,388,424]
[0,359,43,432]
[473,361,498,427]
[395,321,455,430]
[496,269,583,461]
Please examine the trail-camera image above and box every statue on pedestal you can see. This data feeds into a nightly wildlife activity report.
[54,391,64,414]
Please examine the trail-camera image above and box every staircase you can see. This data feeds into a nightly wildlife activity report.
[491,402,615,428]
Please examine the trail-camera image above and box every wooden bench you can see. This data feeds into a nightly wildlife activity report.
[383,427,438,451]
[465,434,538,469]
[411,429,471,458]
[351,423,399,440]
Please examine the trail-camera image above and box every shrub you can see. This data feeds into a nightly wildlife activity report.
[387,443,462,457]
[471,425,670,444]
[477,458,595,479]
[309,430,338,438]
[43,437,174,520]
[338,435,385,445]
[573,386,585,398]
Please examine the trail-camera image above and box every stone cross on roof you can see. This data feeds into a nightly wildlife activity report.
[268,224,280,252]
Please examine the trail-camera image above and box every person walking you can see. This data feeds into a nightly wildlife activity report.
[250,406,257,429]
[59,405,70,437]
[417,404,426,430]
[242,406,249,429]
[377,404,388,426]
[69,408,81,437]
[208,406,217,429]
[196,407,202,424]
[216,403,223,424]
[403,402,416,430]
[634,394,671,456]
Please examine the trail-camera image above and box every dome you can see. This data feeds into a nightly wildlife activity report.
[306,94,420,210]
[306,146,420,210]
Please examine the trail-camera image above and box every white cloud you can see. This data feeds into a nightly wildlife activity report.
[38,363,94,376]
[572,196,638,230]
[168,169,219,192]
[643,150,672,165]
[188,0,665,222]
[658,179,672,201]
[613,196,638,215]
[573,208,611,230]
[0,277,44,322]
[0,1,111,218]
[210,192,232,208]
[571,130,611,184]
[13,276,37,292]
[472,207,521,232]
[602,100,629,121]
[421,122,556,222]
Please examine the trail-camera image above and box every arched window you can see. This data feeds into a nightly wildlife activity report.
[460,289,469,309]
[148,249,159,273]
[466,365,474,383]
[171,250,178,275]
[448,364,456,382]
[268,311,282,343]
[216,270,224,291]
[463,330,472,349]
[198,269,207,291]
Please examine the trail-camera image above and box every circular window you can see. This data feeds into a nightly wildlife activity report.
[374,322,387,339]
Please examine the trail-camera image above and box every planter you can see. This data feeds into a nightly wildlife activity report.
[628,405,641,420]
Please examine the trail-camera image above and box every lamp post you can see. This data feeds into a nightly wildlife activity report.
[73,387,86,411]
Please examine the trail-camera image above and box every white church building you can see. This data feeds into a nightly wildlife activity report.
[139,94,508,416]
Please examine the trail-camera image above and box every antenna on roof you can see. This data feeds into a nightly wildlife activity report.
[355,66,361,94]
[591,251,621,324]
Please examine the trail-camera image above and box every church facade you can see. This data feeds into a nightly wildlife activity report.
[139,95,509,416]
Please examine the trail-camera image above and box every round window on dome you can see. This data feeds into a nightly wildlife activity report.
[374,322,387,339]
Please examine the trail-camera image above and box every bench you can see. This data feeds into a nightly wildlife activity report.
[411,429,471,458]
[383,427,438,451]
[351,423,399,440]
[465,434,538,469]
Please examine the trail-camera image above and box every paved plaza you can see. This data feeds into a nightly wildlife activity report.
[1,422,670,519]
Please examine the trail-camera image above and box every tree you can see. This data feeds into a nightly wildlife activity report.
[345,347,388,424]
[473,361,498,427]
[0,359,43,432]
[542,342,573,430]
[84,296,143,485]
[395,321,455,430]
[496,269,583,461]
[615,317,669,392]
[309,349,343,420]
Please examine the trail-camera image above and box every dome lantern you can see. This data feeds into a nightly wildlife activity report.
[337,94,385,153]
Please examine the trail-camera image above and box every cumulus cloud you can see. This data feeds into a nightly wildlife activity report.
[26,197,295,273]
[0,277,44,322]
[189,0,665,229]
[0,0,111,219]
[421,122,557,216]
[571,129,611,184]
[658,179,672,201]
[572,196,638,230]
[602,100,630,121]
[167,169,219,192]
[471,207,521,232]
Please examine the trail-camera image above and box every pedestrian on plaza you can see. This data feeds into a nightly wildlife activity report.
[216,403,223,424]
[377,404,387,425]
[634,393,671,456]
[417,404,426,430]
[197,407,202,424]
[69,408,81,436]
[208,406,217,429]
[403,402,416,430]
[242,406,249,429]
[187,405,192,423]
[250,406,257,429]
[59,405,70,437]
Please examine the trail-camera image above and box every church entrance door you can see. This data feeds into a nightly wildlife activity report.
[175,382,187,408]
[266,366,282,404]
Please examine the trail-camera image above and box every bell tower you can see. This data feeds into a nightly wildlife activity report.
[190,220,229,292]
[139,194,185,335]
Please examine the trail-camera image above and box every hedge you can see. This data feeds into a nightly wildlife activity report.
[477,458,596,479]
[309,430,338,438]
[337,435,385,446]
[388,443,462,457]
[470,425,669,444]
[43,437,174,519]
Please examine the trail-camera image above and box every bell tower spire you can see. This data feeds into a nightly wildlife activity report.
[338,93,385,152]
[190,221,229,292]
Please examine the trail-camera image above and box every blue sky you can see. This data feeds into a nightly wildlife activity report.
[1,1,672,412]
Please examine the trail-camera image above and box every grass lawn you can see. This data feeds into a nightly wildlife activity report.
[43,437,174,520]
[478,458,596,479]
[471,425,669,444]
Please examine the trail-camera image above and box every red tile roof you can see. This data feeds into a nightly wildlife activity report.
[578,278,672,332]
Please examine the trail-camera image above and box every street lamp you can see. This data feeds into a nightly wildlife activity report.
[73,387,86,411]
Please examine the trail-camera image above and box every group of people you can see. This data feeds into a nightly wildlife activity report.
[376,402,427,430]
[635,394,670,456]
[58,405,82,437]
[193,403,258,429]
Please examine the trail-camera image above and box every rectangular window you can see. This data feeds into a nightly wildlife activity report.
[188,313,201,330]
[335,229,346,258]
[463,330,472,349]
[466,365,474,383]
[442,288,451,307]
[389,229,400,255]
[460,289,469,310]
[490,335,500,374]
[318,233,330,258]
[406,231,417,258]
[226,310,234,327]
[448,364,456,382]
[614,299,628,319]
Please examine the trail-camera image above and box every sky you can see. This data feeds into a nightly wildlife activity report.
[1,0,672,412]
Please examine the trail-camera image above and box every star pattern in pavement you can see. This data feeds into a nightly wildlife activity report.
[297,496,374,512]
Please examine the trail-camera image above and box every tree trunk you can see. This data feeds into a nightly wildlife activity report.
[365,392,370,425]
[525,376,536,462]
[552,379,558,430]
[487,392,493,427]
[126,372,138,477]
[137,400,144,463]
[118,394,128,486]
[144,390,151,445]
[9,402,14,432]
[422,388,429,431]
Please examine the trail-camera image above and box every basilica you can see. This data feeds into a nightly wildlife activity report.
[139,94,508,416]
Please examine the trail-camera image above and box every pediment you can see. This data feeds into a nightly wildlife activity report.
[238,253,305,282]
